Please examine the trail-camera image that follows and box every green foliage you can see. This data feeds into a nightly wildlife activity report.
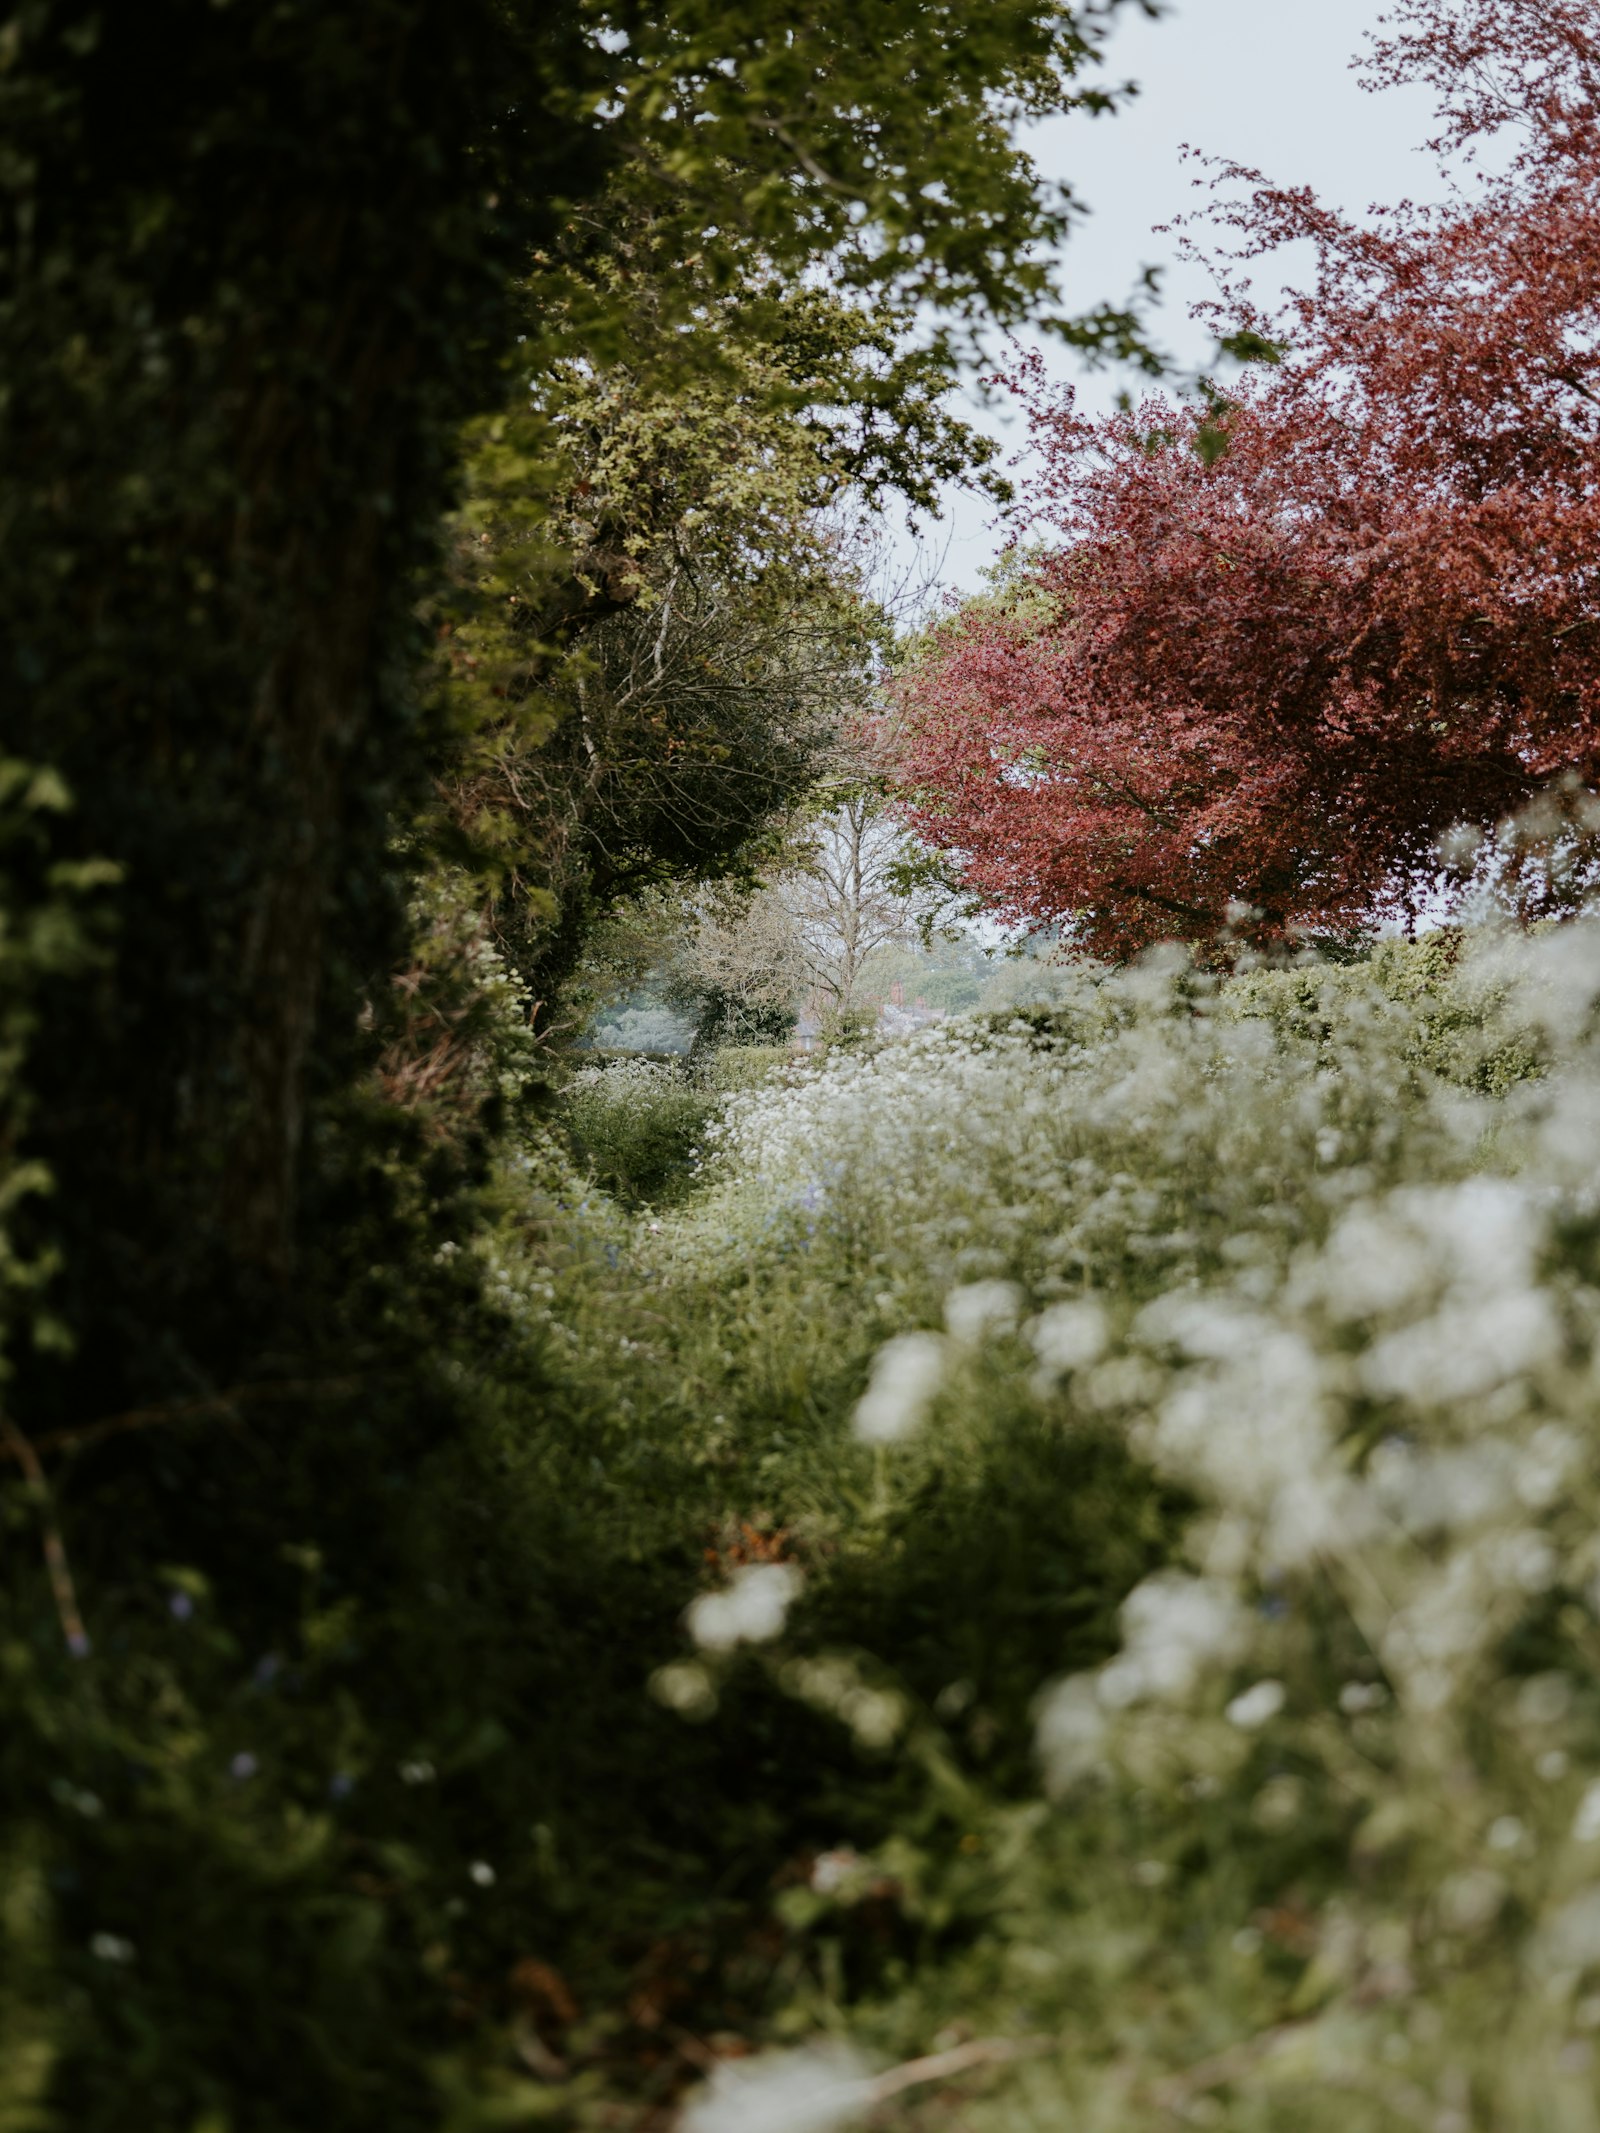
[0,763,119,1375]
[556,1055,722,1206]
[703,1044,796,1093]
[1224,930,1543,1095]
[538,1,1160,363]
[0,0,595,1282]
[431,363,880,1016]
[17,888,1600,2129]
[864,934,991,1013]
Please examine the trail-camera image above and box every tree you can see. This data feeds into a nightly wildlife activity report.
[782,789,941,1022]
[602,737,963,1048]
[430,214,1034,1059]
[438,509,868,1024]
[431,308,890,1036]
[892,0,1600,959]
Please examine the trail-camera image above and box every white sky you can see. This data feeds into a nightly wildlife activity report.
[904,0,1456,592]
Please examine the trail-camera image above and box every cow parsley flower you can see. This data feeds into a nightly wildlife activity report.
[1029,1297,1109,1376]
[680,2044,875,2133]
[852,1332,946,1444]
[1097,1572,1251,1709]
[1225,1679,1286,1730]
[687,1562,803,1653]
[944,1279,1023,1344]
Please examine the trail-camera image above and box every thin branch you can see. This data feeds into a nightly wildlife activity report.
[0,1411,91,1657]
[868,2035,1054,2105]
[749,116,858,200]
[0,1377,370,1466]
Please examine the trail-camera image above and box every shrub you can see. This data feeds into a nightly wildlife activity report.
[705,1044,797,1093]
[556,1056,722,1206]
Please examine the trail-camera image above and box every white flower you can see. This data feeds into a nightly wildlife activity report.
[1470,914,1600,1045]
[1436,821,1483,869]
[1379,1538,1523,1707]
[852,1332,947,1444]
[1267,1472,1380,1562]
[1489,1529,1558,1595]
[1438,1868,1506,1934]
[1339,1681,1386,1714]
[1291,1204,1432,1325]
[1359,1288,1560,1406]
[1148,1325,1331,1535]
[1515,1672,1572,1726]
[781,1656,908,1747]
[1225,1679,1286,1730]
[1368,1442,1513,1537]
[1035,1673,1108,1793]
[1535,1888,1600,1976]
[1097,1573,1251,1709]
[944,1279,1024,1344]
[1573,1782,1600,1845]
[649,1660,718,1720]
[1537,1076,1600,1172]
[680,2044,875,2133]
[1518,1425,1581,1509]
[1135,1292,1266,1362]
[810,1848,865,1897]
[687,1563,803,1653]
[1029,1298,1109,1375]
[1304,1180,1543,1331]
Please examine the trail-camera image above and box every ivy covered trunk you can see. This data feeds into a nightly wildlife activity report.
[0,0,592,1378]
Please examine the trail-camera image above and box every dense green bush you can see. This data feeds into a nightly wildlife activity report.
[705,1044,798,1093]
[556,1056,723,1207]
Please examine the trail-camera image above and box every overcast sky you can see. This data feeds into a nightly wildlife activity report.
[904,0,1456,592]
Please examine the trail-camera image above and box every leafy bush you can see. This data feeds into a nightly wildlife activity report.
[704,1045,796,1093]
[556,1056,723,1206]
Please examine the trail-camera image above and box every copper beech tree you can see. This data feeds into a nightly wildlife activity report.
[893,0,1600,957]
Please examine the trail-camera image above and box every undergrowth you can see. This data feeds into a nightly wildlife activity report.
[14,922,1600,2131]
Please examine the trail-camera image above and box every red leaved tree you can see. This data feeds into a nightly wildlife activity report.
[892,0,1600,957]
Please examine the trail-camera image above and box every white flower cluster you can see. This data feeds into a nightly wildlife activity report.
[688,1562,804,1652]
[660,918,1600,2122]
[680,2043,875,2133]
[851,1331,946,1444]
[566,1053,698,1114]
